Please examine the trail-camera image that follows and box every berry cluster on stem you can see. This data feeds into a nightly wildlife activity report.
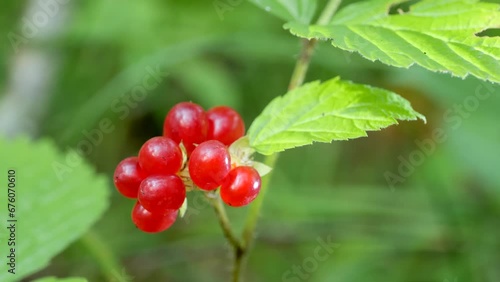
[113,102,262,233]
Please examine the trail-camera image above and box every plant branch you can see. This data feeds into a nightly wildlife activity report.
[213,153,278,281]
[288,0,341,90]
[241,154,279,248]
[205,192,244,251]
[209,1,343,281]
[81,231,130,282]
[288,39,317,90]
[241,0,343,247]
[317,0,342,25]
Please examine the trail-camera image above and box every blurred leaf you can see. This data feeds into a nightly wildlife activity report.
[33,277,87,282]
[174,59,242,109]
[248,0,318,24]
[286,0,500,83]
[264,183,438,223]
[449,117,500,189]
[248,77,425,155]
[70,1,162,44]
[54,38,217,144]
[0,138,109,281]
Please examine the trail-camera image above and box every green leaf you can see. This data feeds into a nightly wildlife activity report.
[247,77,425,155]
[175,59,242,109]
[0,138,109,282]
[33,277,88,282]
[285,0,500,83]
[179,197,188,218]
[248,0,318,24]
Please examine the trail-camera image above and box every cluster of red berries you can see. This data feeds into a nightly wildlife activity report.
[113,102,262,233]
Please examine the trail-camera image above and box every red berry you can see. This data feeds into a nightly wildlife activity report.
[138,136,182,176]
[114,157,146,198]
[220,166,261,207]
[207,106,245,145]
[188,140,231,190]
[163,102,208,154]
[138,175,186,213]
[131,202,178,233]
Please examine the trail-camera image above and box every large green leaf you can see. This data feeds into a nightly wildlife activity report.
[286,0,500,83]
[248,0,318,24]
[247,77,425,155]
[0,138,109,281]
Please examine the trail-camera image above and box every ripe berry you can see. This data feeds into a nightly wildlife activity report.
[220,166,261,207]
[113,157,146,198]
[138,175,186,213]
[138,136,182,176]
[131,202,178,233]
[163,102,208,154]
[207,106,245,145]
[188,140,231,190]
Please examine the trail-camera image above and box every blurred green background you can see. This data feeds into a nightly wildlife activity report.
[1,0,499,281]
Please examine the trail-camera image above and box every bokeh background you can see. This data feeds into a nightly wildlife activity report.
[1,0,499,281]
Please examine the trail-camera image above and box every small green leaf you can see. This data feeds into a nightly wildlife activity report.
[248,0,318,24]
[179,198,188,218]
[33,277,88,282]
[229,136,256,165]
[248,77,425,155]
[0,138,109,282]
[252,161,273,177]
[229,137,273,176]
[286,0,500,83]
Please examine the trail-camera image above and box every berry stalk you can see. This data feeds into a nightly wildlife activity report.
[205,192,244,251]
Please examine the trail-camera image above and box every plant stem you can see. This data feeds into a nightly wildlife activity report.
[241,154,279,248]
[209,1,343,281]
[232,247,244,282]
[81,231,130,282]
[288,39,318,90]
[317,0,342,25]
[288,0,341,90]
[228,154,278,280]
[205,192,243,250]
[288,0,342,90]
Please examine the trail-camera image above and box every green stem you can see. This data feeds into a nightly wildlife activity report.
[232,247,244,282]
[205,192,244,250]
[241,154,279,248]
[80,231,130,282]
[229,1,343,281]
[230,154,278,282]
[287,0,341,90]
[316,0,342,25]
[288,39,317,91]
[209,1,343,281]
